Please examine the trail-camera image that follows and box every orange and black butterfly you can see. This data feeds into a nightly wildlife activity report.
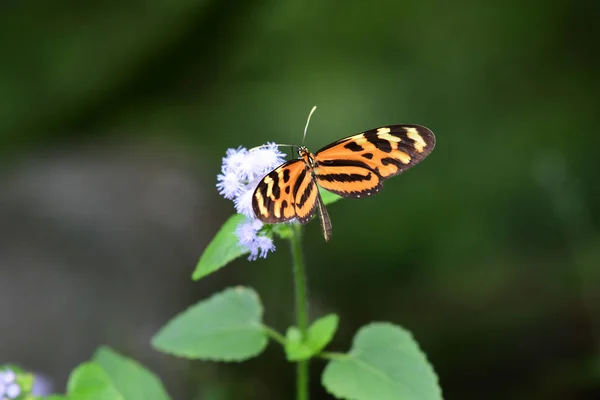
[252,121,436,241]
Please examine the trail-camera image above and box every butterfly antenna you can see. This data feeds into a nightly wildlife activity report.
[249,143,296,152]
[302,105,317,146]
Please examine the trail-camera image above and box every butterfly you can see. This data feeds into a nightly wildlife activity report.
[252,124,436,241]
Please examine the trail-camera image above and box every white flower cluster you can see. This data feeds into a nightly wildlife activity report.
[0,369,21,400]
[216,143,287,260]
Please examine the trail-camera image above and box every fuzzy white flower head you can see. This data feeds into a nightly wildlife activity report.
[235,218,275,260]
[234,181,258,219]
[217,143,286,260]
[255,235,275,259]
[248,142,287,177]
[0,368,22,399]
[221,147,248,173]
[216,171,242,200]
[236,218,261,244]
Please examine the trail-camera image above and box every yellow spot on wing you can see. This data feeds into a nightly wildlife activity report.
[378,132,401,143]
[377,127,391,135]
[406,127,426,153]
[355,136,368,146]
[274,204,281,218]
[263,176,274,198]
[254,191,269,217]
[394,150,411,164]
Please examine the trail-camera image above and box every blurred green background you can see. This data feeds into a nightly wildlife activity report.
[1,0,599,399]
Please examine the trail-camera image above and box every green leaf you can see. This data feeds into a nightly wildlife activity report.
[322,322,442,400]
[284,326,307,360]
[307,314,339,353]
[92,346,170,400]
[67,362,122,400]
[320,187,342,205]
[152,287,268,361]
[285,314,339,361]
[193,214,248,280]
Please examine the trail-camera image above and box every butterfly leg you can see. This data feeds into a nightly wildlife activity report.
[315,191,332,241]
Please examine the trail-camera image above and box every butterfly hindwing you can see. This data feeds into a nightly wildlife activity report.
[313,124,435,198]
[252,159,304,223]
[313,162,382,198]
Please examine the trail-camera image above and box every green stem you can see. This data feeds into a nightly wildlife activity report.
[261,325,287,346]
[318,351,349,360]
[289,223,309,400]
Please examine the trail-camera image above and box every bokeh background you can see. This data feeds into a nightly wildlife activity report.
[1,1,599,399]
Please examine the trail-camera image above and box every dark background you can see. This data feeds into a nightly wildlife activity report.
[1,1,599,399]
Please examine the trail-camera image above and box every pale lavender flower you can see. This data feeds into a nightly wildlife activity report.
[221,147,249,174]
[217,143,286,260]
[31,373,54,396]
[216,171,243,200]
[233,178,260,218]
[236,219,261,244]
[0,369,21,399]
[248,143,287,176]
[235,218,275,260]
[255,235,276,259]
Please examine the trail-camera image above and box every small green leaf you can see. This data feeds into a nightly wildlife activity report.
[93,346,170,400]
[322,322,442,400]
[67,362,122,400]
[152,287,267,361]
[193,214,248,281]
[285,314,339,361]
[286,326,302,343]
[284,326,311,361]
[307,314,339,353]
[320,188,342,206]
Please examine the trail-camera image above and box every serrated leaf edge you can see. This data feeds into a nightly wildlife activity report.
[93,346,171,399]
[154,338,268,362]
[322,321,443,400]
[355,322,443,399]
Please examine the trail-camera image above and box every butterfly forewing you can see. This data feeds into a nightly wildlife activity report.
[313,125,435,198]
[252,159,306,223]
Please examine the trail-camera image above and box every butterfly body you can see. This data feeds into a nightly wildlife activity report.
[252,124,436,241]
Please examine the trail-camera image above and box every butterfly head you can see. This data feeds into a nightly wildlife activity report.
[298,145,315,167]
